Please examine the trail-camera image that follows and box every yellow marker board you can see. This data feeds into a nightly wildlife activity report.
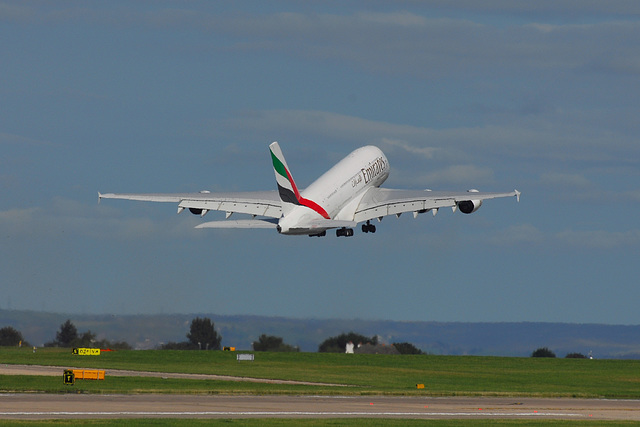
[72,348,101,356]
[73,369,105,380]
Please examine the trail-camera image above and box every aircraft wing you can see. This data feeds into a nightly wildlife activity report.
[353,188,520,222]
[196,218,279,229]
[98,191,283,218]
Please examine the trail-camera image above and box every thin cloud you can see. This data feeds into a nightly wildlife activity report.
[204,11,640,78]
[622,190,640,202]
[421,0,640,16]
[0,207,41,235]
[212,109,640,167]
[0,132,55,147]
[540,172,592,189]
[215,109,441,151]
[358,11,428,27]
[0,2,34,22]
[555,229,640,249]
[538,173,640,204]
[417,165,495,187]
[11,6,640,78]
[491,223,640,249]
[0,198,202,241]
[490,223,545,246]
[379,138,437,159]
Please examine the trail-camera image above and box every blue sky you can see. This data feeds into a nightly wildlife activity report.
[1,1,639,325]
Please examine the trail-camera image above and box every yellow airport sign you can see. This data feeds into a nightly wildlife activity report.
[63,369,75,385]
[72,348,101,356]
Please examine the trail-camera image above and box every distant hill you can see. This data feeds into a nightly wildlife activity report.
[1,309,639,358]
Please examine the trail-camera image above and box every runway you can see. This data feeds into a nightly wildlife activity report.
[1,365,639,421]
[1,394,639,421]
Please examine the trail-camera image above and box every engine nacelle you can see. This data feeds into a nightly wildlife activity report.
[189,208,203,215]
[457,199,482,214]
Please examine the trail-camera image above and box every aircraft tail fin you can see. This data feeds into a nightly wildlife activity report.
[269,141,301,215]
[269,141,331,219]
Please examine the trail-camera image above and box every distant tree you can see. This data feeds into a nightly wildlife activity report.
[565,352,587,359]
[393,342,423,355]
[53,319,78,347]
[0,326,28,346]
[318,332,377,353]
[186,317,221,350]
[44,320,131,349]
[252,334,299,352]
[75,330,97,347]
[531,347,556,358]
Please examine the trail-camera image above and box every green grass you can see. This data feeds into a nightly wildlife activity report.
[1,347,640,398]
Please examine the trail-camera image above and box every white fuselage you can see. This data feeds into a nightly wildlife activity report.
[277,146,389,234]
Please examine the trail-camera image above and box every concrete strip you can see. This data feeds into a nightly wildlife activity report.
[0,364,347,387]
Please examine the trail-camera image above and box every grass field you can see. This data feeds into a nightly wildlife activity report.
[1,347,639,398]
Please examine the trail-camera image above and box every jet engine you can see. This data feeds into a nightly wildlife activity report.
[457,189,482,214]
[189,208,203,215]
[457,199,482,214]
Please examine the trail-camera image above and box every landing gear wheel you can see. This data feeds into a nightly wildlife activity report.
[362,221,376,234]
[337,228,354,237]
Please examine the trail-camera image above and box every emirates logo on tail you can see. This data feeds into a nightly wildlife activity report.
[270,142,330,219]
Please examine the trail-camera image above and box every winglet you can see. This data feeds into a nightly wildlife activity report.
[515,190,521,202]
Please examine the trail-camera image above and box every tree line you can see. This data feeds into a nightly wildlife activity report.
[531,346,590,359]
[0,322,421,354]
[0,321,588,357]
[44,319,131,349]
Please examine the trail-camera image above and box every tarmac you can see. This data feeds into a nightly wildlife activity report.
[1,364,639,421]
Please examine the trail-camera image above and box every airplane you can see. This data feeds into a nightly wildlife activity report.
[99,142,520,237]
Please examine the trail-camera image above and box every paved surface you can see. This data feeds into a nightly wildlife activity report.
[1,394,639,420]
[1,364,639,420]
[0,364,346,386]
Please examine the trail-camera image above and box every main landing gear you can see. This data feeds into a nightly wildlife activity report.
[336,221,376,237]
[336,227,354,237]
[361,220,376,234]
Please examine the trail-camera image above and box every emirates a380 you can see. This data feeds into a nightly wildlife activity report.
[99,142,520,237]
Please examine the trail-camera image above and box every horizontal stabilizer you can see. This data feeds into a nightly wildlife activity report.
[195,219,278,229]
